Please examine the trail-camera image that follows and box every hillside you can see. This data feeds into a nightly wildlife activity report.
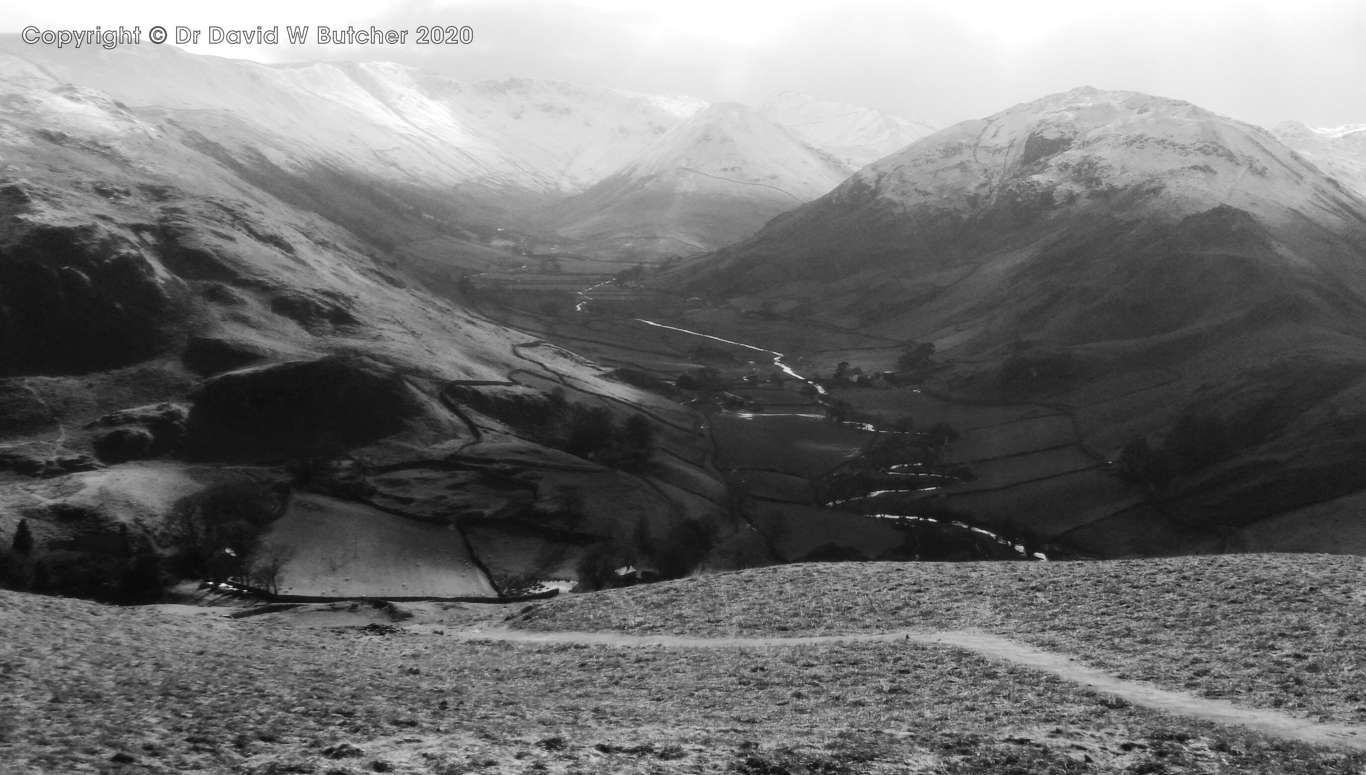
[0,52,731,602]
[1271,120,1366,201]
[0,37,712,283]
[547,102,855,260]
[4,555,1366,773]
[757,91,940,169]
[660,87,1366,557]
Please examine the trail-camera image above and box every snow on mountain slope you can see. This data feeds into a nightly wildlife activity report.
[1270,120,1366,202]
[548,102,855,259]
[0,64,730,597]
[756,91,940,169]
[0,38,704,196]
[674,86,1366,324]
[662,87,1366,550]
[838,87,1361,230]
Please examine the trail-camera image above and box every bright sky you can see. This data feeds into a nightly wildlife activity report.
[6,0,1364,129]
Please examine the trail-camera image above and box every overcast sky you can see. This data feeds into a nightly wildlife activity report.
[7,0,1365,129]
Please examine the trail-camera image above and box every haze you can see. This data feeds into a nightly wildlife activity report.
[6,0,1364,129]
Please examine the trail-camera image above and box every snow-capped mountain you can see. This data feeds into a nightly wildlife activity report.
[2,40,940,262]
[756,91,940,170]
[547,102,860,259]
[1270,120,1366,202]
[675,86,1366,310]
[664,87,1366,541]
[0,39,706,198]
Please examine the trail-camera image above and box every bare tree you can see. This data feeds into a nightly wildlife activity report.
[249,543,299,598]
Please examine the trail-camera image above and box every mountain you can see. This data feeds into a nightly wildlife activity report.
[3,40,942,266]
[0,49,732,600]
[546,102,856,260]
[1270,120,1366,201]
[665,86,1366,556]
[756,91,940,169]
[0,39,704,197]
[0,37,711,284]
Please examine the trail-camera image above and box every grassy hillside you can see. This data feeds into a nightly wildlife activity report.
[520,554,1366,727]
[5,555,1366,774]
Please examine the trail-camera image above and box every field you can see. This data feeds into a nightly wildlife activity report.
[711,413,874,477]
[829,389,1054,432]
[943,416,1078,464]
[265,494,497,599]
[5,554,1366,774]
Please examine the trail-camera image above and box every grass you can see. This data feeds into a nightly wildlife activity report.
[4,589,1362,775]
[711,413,874,477]
[5,554,1366,773]
[519,554,1366,727]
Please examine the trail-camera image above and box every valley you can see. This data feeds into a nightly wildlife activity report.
[6,41,1366,602]
[3,21,1366,775]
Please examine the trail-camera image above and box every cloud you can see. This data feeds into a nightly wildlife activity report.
[5,0,1365,127]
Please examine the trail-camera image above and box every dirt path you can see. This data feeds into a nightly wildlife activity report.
[450,626,1366,751]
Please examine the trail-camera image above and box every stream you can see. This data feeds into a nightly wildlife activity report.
[571,285,1042,560]
[633,319,827,394]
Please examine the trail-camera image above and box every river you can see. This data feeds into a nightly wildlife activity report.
[571,284,1043,560]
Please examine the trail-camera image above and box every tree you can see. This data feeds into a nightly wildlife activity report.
[12,519,32,557]
[656,520,714,579]
[30,559,52,593]
[565,407,616,458]
[897,343,936,371]
[575,543,620,592]
[1166,411,1231,474]
[0,548,16,590]
[827,398,852,423]
[632,515,652,557]
[117,553,165,604]
[539,299,563,318]
[1116,436,1173,489]
[249,543,298,597]
[925,422,959,445]
[617,414,655,470]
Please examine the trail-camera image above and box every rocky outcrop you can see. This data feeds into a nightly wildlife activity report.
[0,224,188,376]
[184,356,424,460]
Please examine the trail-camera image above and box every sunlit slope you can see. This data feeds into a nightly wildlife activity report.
[0,38,703,196]
[0,65,728,596]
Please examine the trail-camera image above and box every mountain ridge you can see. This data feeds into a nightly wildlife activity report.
[659,85,1366,555]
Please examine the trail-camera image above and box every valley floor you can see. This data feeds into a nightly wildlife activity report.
[3,554,1365,774]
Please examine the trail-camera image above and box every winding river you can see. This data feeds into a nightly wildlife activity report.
[572,285,1042,560]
